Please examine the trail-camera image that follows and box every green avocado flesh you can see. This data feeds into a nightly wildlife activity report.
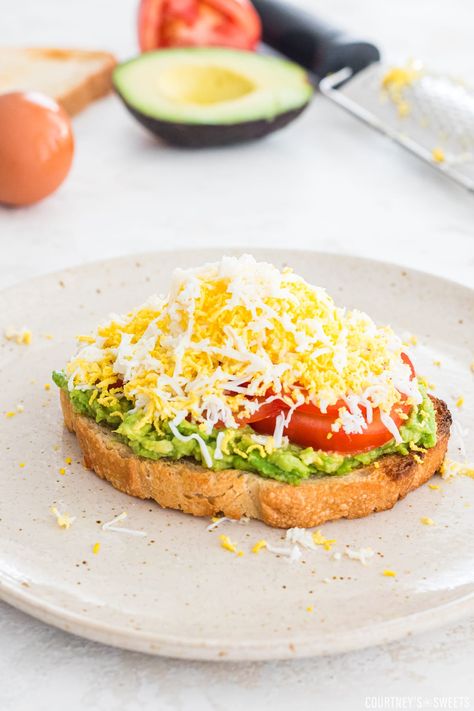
[113,48,313,146]
[53,371,437,486]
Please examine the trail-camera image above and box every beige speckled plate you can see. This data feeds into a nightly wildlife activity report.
[0,249,473,661]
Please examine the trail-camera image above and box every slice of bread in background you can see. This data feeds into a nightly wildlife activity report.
[0,47,117,115]
[60,390,451,529]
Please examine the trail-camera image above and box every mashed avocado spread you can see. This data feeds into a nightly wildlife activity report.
[53,371,437,485]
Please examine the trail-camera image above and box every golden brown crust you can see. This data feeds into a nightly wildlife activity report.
[60,390,451,529]
[48,49,117,116]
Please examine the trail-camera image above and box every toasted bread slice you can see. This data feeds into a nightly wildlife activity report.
[0,47,117,115]
[60,391,451,529]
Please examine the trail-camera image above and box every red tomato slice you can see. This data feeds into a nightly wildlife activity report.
[236,398,288,424]
[251,400,411,454]
[138,0,261,52]
[250,353,417,454]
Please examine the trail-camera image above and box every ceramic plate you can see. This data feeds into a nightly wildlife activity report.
[0,249,473,661]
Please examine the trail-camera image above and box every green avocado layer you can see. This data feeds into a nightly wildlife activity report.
[53,371,437,485]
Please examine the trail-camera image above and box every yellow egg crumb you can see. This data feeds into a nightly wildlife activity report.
[4,327,32,345]
[433,360,442,367]
[306,605,314,613]
[19,462,26,468]
[428,483,440,490]
[65,457,72,465]
[50,506,75,529]
[403,334,418,347]
[252,540,267,554]
[455,396,464,408]
[312,530,336,551]
[432,147,445,163]
[59,467,66,476]
[420,516,434,526]
[219,534,237,554]
[44,383,51,391]
[236,551,244,558]
[383,570,397,577]
[381,65,421,118]
[92,542,100,555]
[5,411,16,418]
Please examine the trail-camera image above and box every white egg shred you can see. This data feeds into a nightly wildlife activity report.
[65,255,422,462]
[102,511,147,537]
[344,547,375,565]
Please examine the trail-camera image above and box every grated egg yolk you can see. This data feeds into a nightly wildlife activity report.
[65,256,419,445]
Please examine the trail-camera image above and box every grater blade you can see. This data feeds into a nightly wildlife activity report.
[320,63,474,192]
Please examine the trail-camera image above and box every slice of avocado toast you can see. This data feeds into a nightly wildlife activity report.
[113,48,313,147]
[55,255,451,528]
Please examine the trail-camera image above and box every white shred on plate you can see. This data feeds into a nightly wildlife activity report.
[285,527,319,550]
[102,511,147,537]
[266,542,302,562]
[344,547,375,566]
[206,516,250,532]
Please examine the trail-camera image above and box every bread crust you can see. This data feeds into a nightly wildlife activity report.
[60,390,451,529]
[0,48,116,116]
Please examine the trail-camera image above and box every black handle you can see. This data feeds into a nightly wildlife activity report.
[253,0,380,80]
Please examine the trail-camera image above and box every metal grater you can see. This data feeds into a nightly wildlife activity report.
[253,0,474,193]
[320,63,474,192]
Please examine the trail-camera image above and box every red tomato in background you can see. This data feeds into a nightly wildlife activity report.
[138,0,261,52]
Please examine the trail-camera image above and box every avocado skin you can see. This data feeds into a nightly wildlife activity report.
[118,97,310,147]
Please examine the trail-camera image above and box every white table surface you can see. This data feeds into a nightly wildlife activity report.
[1,0,473,708]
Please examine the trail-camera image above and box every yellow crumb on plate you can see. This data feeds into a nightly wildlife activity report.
[312,530,336,551]
[65,457,72,465]
[383,570,397,577]
[92,542,100,555]
[18,462,26,468]
[5,411,16,418]
[50,506,75,529]
[306,605,314,613]
[441,458,474,480]
[4,327,32,345]
[219,534,237,553]
[252,540,267,554]
[433,359,442,367]
[455,396,464,408]
[432,147,445,163]
[428,483,440,490]
[44,383,51,391]
[59,467,66,476]
[420,516,435,526]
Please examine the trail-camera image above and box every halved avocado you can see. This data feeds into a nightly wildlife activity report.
[113,48,314,147]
